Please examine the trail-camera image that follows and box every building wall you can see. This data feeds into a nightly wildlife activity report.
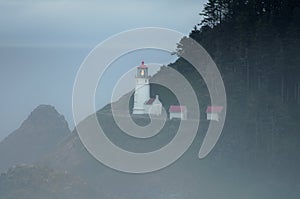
[207,113,219,121]
[148,104,162,115]
[170,111,187,120]
[144,97,162,116]
[133,77,150,114]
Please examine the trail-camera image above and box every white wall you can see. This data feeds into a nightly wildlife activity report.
[170,111,187,120]
[207,113,219,121]
[133,77,150,114]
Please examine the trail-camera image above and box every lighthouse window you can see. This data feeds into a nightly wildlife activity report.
[140,69,144,76]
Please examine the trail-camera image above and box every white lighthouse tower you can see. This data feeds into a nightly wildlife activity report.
[133,61,150,114]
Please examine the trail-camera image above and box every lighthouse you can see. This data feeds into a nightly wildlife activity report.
[133,61,150,114]
[132,61,163,115]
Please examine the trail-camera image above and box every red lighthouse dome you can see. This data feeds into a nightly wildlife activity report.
[138,61,148,69]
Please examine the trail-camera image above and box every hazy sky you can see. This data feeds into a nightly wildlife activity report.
[0,0,206,140]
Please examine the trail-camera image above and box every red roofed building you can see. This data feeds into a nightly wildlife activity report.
[206,106,223,121]
[144,95,162,115]
[169,105,187,120]
[145,98,155,105]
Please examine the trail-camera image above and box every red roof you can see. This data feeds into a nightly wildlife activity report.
[144,98,155,105]
[137,61,148,69]
[169,105,186,113]
[206,106,223,113]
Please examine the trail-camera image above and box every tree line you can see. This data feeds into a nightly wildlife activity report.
[193,0,300,104]
[169,0,300,170]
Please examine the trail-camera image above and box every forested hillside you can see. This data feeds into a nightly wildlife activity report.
[194,0,300,102]
[166,0,300,171]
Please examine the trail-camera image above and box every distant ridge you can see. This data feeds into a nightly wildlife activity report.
[0,104,70,173]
